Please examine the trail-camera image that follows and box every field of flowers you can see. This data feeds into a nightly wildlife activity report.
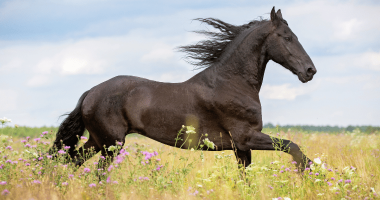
[0,125,379,200]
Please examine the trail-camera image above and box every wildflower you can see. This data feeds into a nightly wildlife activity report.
[345,179,352,183]
[25,163,30,166]
[100,156,105,160]
[285,168,290,172]
[93,162,98,165]
[64,146,70,150]
[203,138,215,149]
[21,140,27,143]
[25,144,31,148]
[62,182,68,186]
[273,174,278,177]
[293,169,298,172]
[313,158,322,165]
[327,182,333,186]
[185,125,196,134]
[280,170,284,173]
[42,131,48,135]
[116,141,123,146]
[80,136,88,140]
[113,181,118,184]
[34,138,41,142]
[47,155,52,159]
[5,146,12,150]
[0,181,6,185]
[331,177,335,180]
[32,180,41,184]
[107,177,111,183]
[26,136,30,141]
[1,189,10,196]
[284,198,291,200]
[291,161,297,164]
[83,168,91,173]
[315,173,319,176]
[108,165,114,172]
[108,145,117,151]
[5,160,12,163]
[141,161,145,166]
[338,179,343,183]
[309,172,313,175]
[38,157,43,161]
[57,150,66,154]
[89,183,96,187]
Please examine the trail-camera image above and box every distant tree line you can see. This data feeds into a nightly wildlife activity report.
[263,123,380,133]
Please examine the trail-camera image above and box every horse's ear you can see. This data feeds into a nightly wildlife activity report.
[276,9,283,19]
[270,7,280,26]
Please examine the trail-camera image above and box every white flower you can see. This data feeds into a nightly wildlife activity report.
[284,197,291,200]
[317,193,324,196]
[313,157,322,165]
[203,138,215,149]
[0,117,12,124]
[185,126,196,134]
[108,145,117,151]
[315,179,322,183]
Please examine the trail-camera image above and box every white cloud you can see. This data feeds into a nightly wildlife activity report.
[0,89,18,112]
[260,84,310,100]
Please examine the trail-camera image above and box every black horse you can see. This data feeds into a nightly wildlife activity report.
[50,7,316,170]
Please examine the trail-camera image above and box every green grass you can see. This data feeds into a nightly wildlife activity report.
[0,127,379,199]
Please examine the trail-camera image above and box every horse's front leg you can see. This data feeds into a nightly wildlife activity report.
[235,131,311,170]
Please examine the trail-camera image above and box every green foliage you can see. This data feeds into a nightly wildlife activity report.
[0,126,58,137]
[263,123,380,134]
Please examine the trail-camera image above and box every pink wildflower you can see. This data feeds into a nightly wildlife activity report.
[89,183,96,187]
[64,146,70,150]
[0,181,6,185]
[62,182,68,186]
[291,161,297,164]
[83,168,91,173]
[1,189,10,196]
[34,138,41,142]
[5,146,12,150]
[58,150,66,154]
[80,136,88,140]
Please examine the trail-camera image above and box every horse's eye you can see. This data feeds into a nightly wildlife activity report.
[284,37,291,41]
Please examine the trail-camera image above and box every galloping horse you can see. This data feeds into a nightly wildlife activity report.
[50,7,317,170]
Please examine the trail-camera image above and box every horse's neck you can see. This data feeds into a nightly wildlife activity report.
[216,26,271,92]
[187,23,271,92]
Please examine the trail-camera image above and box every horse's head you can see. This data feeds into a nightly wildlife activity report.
[266,7,317,83]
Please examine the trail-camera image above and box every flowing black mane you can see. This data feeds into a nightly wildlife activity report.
[178,18,266,69]
[179,17,289,69]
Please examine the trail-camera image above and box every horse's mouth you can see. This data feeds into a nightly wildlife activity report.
[298,72,308,83]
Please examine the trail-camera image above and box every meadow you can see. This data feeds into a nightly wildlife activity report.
[0,126,379,200]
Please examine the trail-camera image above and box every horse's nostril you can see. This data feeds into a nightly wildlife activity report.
[307,67,316,75]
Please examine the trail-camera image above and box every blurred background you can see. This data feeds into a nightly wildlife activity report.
[0,0,379,128]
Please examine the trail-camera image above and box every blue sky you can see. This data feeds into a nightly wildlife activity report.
[0,0,379,127]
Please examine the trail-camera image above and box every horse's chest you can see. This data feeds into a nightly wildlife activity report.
[217,97,261,122]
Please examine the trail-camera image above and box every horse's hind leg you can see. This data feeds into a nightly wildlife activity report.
[234,149,252,168]
[72,136,101,167]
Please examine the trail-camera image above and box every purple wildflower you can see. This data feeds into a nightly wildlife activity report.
[62,182,68,186]
[113,181,118,184]
[345,179,352,183]
[338,179,343,183]
[83,168,91,173]
[1,189,10,196]
[280,170,284,173]
[57,150,66,154]
[64,146,70,150]
[26,136,30,141]
[309,172,313,175]
[68,174,74,179]
[5,146,12,150]
[25,163,30,166]
[107,177,111,183]
[25,144,31,148]
[315,173,319,176]
[80,136,88,140]
[89,183,96,187]
[32,180,41,184]
[273,174,278,177]
[42,131,48,135]
[116,141,123,146]
[47,155,52,159]
[21,140,27,143]
[38,157,43,161]
[331,177,335,180]
[34,138,41,142]
[291,161,297,164]
[0,181,6,185]
[327,182,332,186]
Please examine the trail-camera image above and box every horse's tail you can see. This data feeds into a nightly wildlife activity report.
[49,90,90,157]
